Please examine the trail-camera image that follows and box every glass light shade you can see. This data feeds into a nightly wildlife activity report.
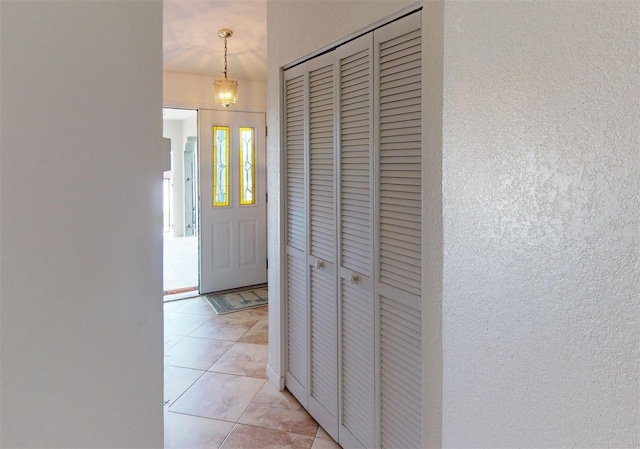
[214,79,238,108]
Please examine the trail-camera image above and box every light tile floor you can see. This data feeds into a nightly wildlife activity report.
[164,296,341,449]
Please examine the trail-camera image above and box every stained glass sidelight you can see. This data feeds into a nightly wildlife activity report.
[239,127,255,205]
[213,126,229,207]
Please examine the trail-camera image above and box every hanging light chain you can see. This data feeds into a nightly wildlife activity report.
[214,29,237,108]
[223,35,228,80]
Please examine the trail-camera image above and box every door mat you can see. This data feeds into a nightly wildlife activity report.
[205,285,268,315]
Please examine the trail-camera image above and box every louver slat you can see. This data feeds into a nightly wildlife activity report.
[380,297,421,449]
[341,48,371,276]
[378,29,422,297]
[285,69,308,405]
[285,75,306,251]
[377,15,422,449]
[309,64,335,263]
[287,254,307,385]
[310,267,337,415]
[339,44,373,449]
[307,58,338,430]
[341,280,373,448]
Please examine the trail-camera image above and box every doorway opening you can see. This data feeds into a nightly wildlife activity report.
[163,107,199,301]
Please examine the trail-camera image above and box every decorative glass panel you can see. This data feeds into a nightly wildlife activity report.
[213,126,229,207]
[239,127,255,205]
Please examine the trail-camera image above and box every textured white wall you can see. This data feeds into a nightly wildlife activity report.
[442,1,639,447]
[0,1,164,447]
[184,115,198,141]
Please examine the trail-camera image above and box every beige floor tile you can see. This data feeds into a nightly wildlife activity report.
[222,306,268,321]
[164,334,185,348]
[209,342,268,378]
[239,382,318,436]
[189,316,259,341]
[315,426,332,440]
[164,300,188,312]
[238,319,268,345]
[165,336,233,370]
[164,298,325,449]
[164,311,211,337]
[311,436,342,449]
[173,296,218,316]
[169,372,266,421]
[165,411,235,449]
[164,364,204,406]
[220,424,314,449]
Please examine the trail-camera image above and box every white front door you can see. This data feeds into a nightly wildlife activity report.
[198,109,267,293]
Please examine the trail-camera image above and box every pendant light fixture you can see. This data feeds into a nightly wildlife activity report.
[213,29,238,108]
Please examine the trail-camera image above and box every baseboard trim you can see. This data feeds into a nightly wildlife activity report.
[266,363,284,390]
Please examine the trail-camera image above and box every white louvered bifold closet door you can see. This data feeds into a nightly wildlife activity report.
[283,9,423,449]
[374,12,423,449]
[284,65,308,405]
[306,53,339,437]
[336,34,375,449]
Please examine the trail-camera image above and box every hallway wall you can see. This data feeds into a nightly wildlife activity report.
[0,1,164,447]
[441,1,639,447]
[267,1,639,447]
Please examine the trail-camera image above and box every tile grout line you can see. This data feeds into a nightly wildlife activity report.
[223,421,320,444]
[165,323,240,410]
[232,380,322,443]
[184,315,215,338]
[166,299,311,448]
[217,421,240,449]
[234,378,267,426]
[215,376,267,449]
[165,366,208,409]
[165,409,239,426]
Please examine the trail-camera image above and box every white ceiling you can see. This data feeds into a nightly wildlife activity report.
[163,0,267,82]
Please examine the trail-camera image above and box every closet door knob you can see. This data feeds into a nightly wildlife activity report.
[314,260,324,269]
[349,274,358,284]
